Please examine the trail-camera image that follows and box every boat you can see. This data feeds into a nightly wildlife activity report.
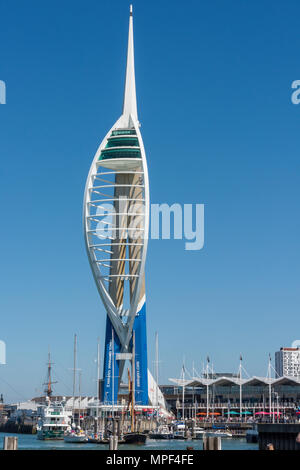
[204,429,233,438]
[64,428,88,443]
[123,432,147,444]
[121,339,147,446]
[37,354,72,440]
[88,437,107,444]
[149,425,174,440]
[37,397,71,440]
[173,433,186,440]
[193,427,205,439]
[173,423,186,439]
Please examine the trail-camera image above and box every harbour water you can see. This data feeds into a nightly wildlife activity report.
[0,433,258,450]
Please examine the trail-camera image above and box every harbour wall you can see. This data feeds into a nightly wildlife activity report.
[0,422,36,434]
[257,423,300,450]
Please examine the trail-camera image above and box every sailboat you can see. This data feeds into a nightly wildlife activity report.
[123,332,147,445]
[64,335,88,443]
[87,338,106,443]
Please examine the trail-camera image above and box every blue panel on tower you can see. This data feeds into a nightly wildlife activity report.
[133,301,148,405]
[102,316,121,405]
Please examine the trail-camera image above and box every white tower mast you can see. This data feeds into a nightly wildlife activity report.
[83,4,150,400]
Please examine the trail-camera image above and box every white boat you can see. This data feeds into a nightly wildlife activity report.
[64,427,88,443]
[37,397,71,440]
[149,425,174,439]
[204,429,233,438]
[194,427,205,439]
[173,423,186,439]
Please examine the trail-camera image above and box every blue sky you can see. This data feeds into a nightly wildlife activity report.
[0,0,299,402]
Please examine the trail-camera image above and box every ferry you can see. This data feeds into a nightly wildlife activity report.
[37,397,71,440]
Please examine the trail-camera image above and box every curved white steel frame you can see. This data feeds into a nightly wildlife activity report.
[83,6,149,389]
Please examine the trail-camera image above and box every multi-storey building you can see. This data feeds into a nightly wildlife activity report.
[275,348,300,378]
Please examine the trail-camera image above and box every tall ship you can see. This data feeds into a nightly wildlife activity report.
[36,352,72,440]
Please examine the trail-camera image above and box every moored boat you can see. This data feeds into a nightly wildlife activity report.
[193,427,205,439]
[64,428,88,443]
[149,425,173,440]
[37,397,71,440]
[123,432,147,444]
[204,429,233,438]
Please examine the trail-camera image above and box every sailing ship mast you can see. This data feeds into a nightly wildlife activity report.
[127,331,136,432]
[43,349,57,399]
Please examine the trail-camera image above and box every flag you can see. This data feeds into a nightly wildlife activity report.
[240,354,242,361]
[207,356,210,363]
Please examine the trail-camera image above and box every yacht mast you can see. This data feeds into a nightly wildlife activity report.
[155,332,159,410]
[72,334,77,423]
[96,338,100,432]
[78,370,82,428]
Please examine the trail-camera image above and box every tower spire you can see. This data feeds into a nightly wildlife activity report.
[123,4,138,122]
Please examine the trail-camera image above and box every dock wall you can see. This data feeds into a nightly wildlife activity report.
[257,424,300,450]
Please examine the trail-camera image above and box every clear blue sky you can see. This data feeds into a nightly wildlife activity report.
[0,0,299,402]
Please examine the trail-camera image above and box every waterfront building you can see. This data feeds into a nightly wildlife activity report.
[167,375,300,418]
[275,347,300,379]
[83,6,149,405]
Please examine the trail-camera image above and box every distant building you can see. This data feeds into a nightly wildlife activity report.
[275,348,300,378]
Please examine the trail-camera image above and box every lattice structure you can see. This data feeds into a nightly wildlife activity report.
[83,6,149,405]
